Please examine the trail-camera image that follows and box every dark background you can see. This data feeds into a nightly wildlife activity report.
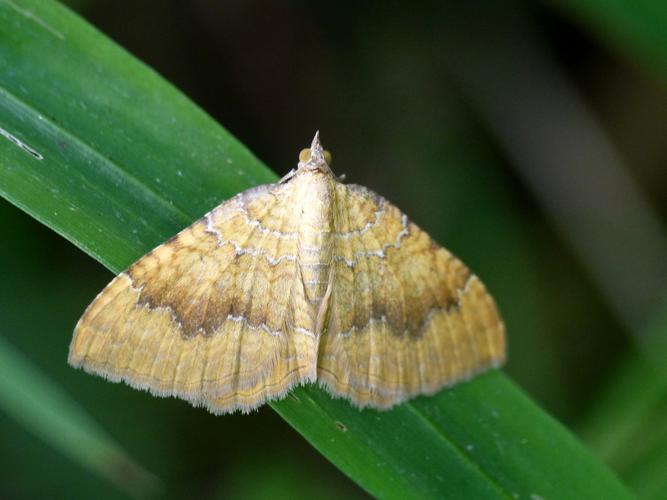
[2,1,666,498]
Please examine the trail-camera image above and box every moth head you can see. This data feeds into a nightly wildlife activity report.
[297,131,333,175]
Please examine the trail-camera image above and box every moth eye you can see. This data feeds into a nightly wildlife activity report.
[324,150,333,165]
[299,148,311,162]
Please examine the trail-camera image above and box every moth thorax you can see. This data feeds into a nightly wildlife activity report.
[296,172,335,305]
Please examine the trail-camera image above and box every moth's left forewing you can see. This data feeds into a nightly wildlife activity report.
[319,183,505,409]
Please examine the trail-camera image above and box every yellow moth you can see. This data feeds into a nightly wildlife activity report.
[70,133,505,413]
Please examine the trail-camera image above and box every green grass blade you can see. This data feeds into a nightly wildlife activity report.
[0,0,633,498]
[579,301,667,498]
[276,374,635,499]
[0,335,157,497]
[579,350,667,500]
[0,0,275,272]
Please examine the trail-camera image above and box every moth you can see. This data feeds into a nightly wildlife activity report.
[69,133,505,413]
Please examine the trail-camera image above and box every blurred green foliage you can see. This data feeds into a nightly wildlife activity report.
[1,0,666,498]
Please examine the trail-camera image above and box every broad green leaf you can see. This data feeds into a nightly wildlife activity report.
[0,0,633,498]
[0,0,274,273]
